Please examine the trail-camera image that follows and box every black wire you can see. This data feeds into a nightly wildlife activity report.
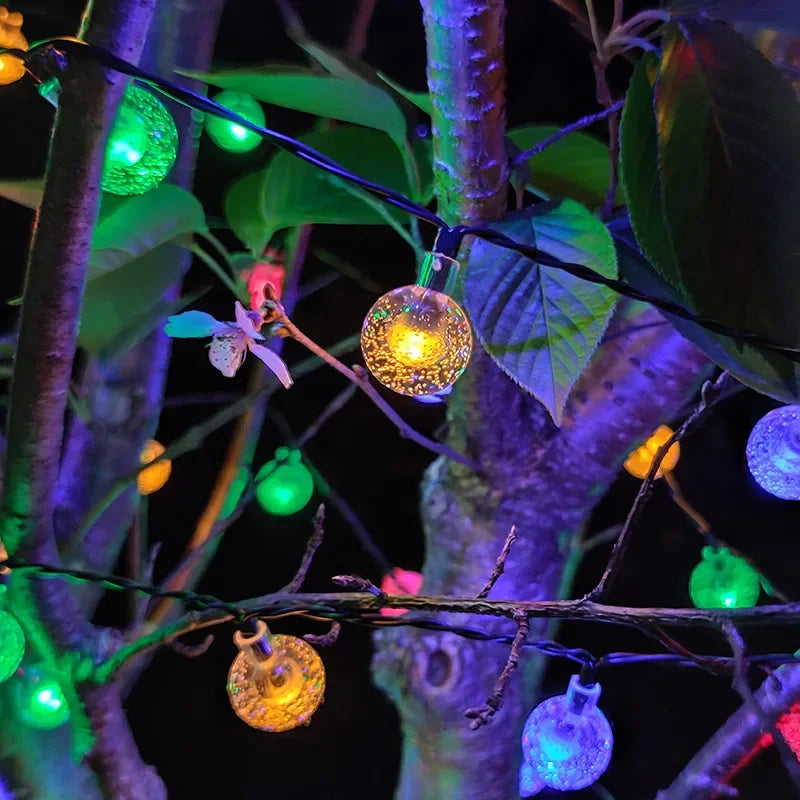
[11,37,800,363]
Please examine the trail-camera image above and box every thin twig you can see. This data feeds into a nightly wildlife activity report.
[304,621,342,647]
[331,574,385,596]
[270,301,481,471]
[312,247,384,293]
[586,372,733,602]
[581,524,623,553]
[477,525,517,599]
[167,634,214,658]
[511,100,624,167]
[722,621,800,794]
[464,612,530,729]
[295,384,357,448]
[285,505,326,592]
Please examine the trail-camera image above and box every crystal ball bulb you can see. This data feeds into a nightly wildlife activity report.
[746,405,800,500]
[0,609,24,683]
[205,90,265,153]
[361,284,472,396]
[102,85,178,196]
[12,666,70,729]
[255,448,314,516]
[227,634,326,732]
[689,546,761,609]
[521,677,613,793]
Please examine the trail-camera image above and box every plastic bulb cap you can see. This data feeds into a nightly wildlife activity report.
[255,448,314,516]
[689,546,761,609]
[746,405,800,500]
[13,667,70,729]
[205,90,265,153]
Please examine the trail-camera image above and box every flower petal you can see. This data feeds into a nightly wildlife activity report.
[165,310,226,339]
[248,342,293,388]
[234,300,262,341]
[209,334,246,378]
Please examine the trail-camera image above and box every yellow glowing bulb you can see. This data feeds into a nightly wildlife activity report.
[137,439,172,495]
[0,53,24,85]
[623,424,680,479]
[227,621,325,732]
[361,284,472,396]
[0,6,27,86]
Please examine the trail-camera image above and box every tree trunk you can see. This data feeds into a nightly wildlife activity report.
[372,3,711,798]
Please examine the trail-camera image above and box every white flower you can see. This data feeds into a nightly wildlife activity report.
[165,301,292,387]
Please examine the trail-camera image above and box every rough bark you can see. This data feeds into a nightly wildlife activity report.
[372,3,711,799]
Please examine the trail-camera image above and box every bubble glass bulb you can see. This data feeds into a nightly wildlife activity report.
[205,90,265,153]
[520,675,613,794]
[13,667,70,729]
[0,588,24,682]
[102,84,178,196]
[689,546,761,609]
[624,424,680,479]
[255,448,313,516]
[137,439,172,495]
[227,622,325,732]
[361,283,472,396]
[746,405,800,500]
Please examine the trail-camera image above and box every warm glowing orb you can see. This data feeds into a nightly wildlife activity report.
[137,439,172,495]
[623,424,680,479]
[361,284,472,397]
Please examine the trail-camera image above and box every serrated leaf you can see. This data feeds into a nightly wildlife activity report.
[465,199,618,424]
[224,127,432,251]
[191,69,407,143]
[507,126,620,209]
[663,1,800,31]
[611,217,800,402]
[656,18,800,347]
[89,185,207,278]
[619,52,682,292]
[0,178,43,210]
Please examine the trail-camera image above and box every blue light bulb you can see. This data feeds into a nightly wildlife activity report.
[519,675,613,795]
[746,405,800,500]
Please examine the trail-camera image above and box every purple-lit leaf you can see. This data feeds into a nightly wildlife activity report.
[248,343,293,388]
[465,199,617,425]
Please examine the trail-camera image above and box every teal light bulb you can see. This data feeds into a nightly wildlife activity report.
[255,448,314,516]
[102,84,178,196]
[520,675,613,795]
[0,601,24,683]
[13,667,70,729]
[205,91,265,153]
[689,546,761,609]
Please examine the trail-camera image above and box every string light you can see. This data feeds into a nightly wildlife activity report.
[0,586,24,682]
[0,6,27,86]
[205,90,265,153]
[361,253,472,396]
[101,84,178,196]
[227,620,325,732]
[519,674,613,796]
[254,448,314,516]
[746,405,800,500]
[689,546,761,609]
[137,439,172,495]
[12,666,70,729]
[623,424,680,479]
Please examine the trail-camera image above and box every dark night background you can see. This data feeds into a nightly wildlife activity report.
[2,1,800,798]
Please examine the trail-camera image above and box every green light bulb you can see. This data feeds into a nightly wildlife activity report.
[13,667,70,729]
[102,84,178,196]
[255,448,314,516]
[205,91,265,153]
[0,605,24,683]
[689,546,761,610]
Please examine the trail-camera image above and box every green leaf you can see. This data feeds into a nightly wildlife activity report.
[663,1,800,31]
[0,178,43,210]
[79,244,185,354]
[619,52,682,292]
[192,69,407,143]
[89,185,207,278]
[224,127,432,251]
[656,18,800,348]
[507,125,620,210]
[464,199,618,424]
[377,72,432,116]
[612,217,800,402]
